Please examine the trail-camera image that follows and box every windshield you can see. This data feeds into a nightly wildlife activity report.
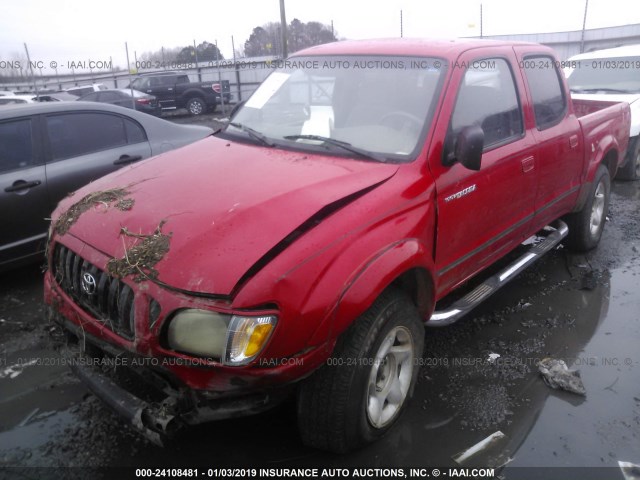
[227,56,445,161]
[568,56,640,93]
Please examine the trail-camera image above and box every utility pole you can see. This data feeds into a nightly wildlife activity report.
[23,43,39,99]
[580,0,589,53]
[279,0,288,58]
[480,3,483,38]
[400,10,403,38]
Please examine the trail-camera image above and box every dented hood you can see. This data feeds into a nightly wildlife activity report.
[58,136,398,295]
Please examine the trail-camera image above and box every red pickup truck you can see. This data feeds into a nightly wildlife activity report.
[44,39,630,452]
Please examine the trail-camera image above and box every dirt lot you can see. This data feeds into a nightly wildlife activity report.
[0,117,639,478]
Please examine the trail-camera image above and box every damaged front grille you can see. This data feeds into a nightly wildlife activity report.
[52,243,135,340]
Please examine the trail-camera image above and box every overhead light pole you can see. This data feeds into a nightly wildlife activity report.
[280,0,288,58]
[580,0,589,53]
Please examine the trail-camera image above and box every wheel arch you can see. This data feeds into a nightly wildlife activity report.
[573,142,619,213]
[308,238,435,346]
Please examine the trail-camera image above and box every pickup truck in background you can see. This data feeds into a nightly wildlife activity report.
[128,72,231,116]
[566,44,640,180]
[44,39,630,453]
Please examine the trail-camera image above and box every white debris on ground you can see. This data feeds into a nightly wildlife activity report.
[0,359,38,379]
[453,431,507,464]
[537,358,586,396]
[487,353,501,363]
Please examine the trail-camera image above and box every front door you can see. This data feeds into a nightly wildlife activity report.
[429,49,538,296]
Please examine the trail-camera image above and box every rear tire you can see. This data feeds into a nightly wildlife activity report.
[565,165,610,252]
[616,137,640,181]
[297,288,424,453]
[186,97,206,116]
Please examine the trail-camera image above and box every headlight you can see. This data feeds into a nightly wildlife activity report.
[167,309,277,366]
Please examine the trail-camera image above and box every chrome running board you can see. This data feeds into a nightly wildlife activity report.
[427,220,569,327]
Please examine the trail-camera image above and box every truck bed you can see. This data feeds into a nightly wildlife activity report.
[575,98,630,174]
[572,98,623,118]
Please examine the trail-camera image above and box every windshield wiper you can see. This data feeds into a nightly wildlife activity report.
[227,122,275,147]
[571,87,635,94]
[283,134,387,162]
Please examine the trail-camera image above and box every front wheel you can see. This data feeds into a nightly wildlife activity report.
[565,164,611,252]
[297,289,424,453]
[186,97,206,116]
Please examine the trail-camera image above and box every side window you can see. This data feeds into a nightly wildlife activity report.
[522,56,567,130]
[161,75,178,86]
[450,58,523,148]
[133,78,150,90]
[175,75,189,84]
[0,119,34,173]
[149,77,163,88]
[46,113,128,160]
[0,98,27,105]
[101,92,121,102]
[124,118,147,144]
[82,92,99,101]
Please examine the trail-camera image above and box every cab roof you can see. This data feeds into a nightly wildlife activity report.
[292,37,545,59]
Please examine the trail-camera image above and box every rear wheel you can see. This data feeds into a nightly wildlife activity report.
[616,138,640,181]
[186,97,206,116]
[297,288,424,453]
[565,164,610,252]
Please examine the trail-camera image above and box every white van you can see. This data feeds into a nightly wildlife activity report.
[567,44,640,180]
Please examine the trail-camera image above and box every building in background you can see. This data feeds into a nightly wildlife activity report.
[476,24,640,60]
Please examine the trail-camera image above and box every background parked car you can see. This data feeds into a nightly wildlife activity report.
[127,72,231,115]
[78,89,162,116]
[566,44,640,180]
[0,102,212,272]
[0,94,38,106]
[36,92,78,102]
[64,83,108,97]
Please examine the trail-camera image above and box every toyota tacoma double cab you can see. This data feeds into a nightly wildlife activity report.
[44,39,630,452]
[128,72,231,116]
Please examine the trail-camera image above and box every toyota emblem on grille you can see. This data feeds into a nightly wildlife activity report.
[81,272,97,295]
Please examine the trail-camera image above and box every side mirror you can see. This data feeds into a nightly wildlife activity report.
[442,125,484,171]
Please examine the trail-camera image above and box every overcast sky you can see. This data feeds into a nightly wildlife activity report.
[1,0,639,71]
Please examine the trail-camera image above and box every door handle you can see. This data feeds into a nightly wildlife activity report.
[569,135,579,149]
[4,180,42,193]
[521,156,535,173]
[114,154,143,165]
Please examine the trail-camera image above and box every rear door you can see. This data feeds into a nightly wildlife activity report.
[514,48,583,227]
[43,111,152,212]
[0,116,50,266]
[429,49,538,295]
[148,76,177,110]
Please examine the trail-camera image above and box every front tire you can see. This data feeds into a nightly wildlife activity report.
[565,164,610,252]
[297,289,424,453]
[186,97,206,116]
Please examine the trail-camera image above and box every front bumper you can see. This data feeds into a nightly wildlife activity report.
[53,308,293,446]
